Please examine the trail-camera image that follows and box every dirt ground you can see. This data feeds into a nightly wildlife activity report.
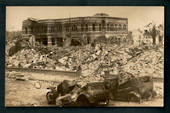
[5,71,164,107]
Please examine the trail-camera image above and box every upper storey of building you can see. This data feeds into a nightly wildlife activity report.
[22,13,128,34]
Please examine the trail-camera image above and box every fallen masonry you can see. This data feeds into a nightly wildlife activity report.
[6,43,164,83]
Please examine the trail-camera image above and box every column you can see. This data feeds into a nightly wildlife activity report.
[62,23,65,32]
[47,24,52,33]
[96,23,99,31]
[89,23,92,31]
[77,24,81,32]
[47,35,52,46]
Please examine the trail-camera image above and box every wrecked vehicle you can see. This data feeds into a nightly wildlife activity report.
[46,75,156,106]
[46,80,79,105]
[46,80,111,106]
[75,81,110,106]
[113,75,157,103]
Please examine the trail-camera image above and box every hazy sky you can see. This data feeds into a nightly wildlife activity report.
[6,6,164,31]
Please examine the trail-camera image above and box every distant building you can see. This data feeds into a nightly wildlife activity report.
[22,13,128,46]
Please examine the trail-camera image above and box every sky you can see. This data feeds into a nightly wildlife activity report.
[6,6,164,31]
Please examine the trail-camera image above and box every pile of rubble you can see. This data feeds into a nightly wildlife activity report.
[6,48,70,71]
[73,44,163,83]
[6,42,164,83]
[122,46,164,78]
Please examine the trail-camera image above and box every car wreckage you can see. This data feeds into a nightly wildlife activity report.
[46,74,156,107]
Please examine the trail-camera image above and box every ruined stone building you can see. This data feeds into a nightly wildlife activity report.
[22,13,128,46]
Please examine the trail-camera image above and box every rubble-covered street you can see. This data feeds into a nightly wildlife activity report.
[5,71,163,107]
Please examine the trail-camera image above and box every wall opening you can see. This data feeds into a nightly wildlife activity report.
[42,38,48,46]
[70,39,81,46]
[56,38,63,47]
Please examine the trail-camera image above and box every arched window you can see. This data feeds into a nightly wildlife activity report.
[72,25,74,31]
[40,26,43,32]
[50,27,52,33]
[36,27,39,32]
[75,25,77,31]
[119,24,122,30]
[32,27,34,33]
[44,26,47,32]
[115,24,117,30]
[59,25,62,31]
[99,24,102,31]
[56,25,59,31]
[51,26,54,32]
[81,24,84,31]
[85,24,88,31]
[65,24,69,32]
[110,24,113,31]
[72,25,77,31]
[92,23,96,31]
[123,24,126,30]
[25,27,27,34]
[102,20,106,29]
[113,24,115,31]
[107,24,110,31]
[66,26,69,32]
[31,27,33,33]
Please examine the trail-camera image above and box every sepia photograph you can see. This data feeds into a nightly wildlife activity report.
[5,6,164,107]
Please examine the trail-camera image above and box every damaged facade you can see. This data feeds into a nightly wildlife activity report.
[22,13,128,46]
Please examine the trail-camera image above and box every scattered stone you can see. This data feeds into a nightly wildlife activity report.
[34,81,41,89]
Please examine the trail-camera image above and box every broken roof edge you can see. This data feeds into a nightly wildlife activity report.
[24,14,127,23]
[27,17,39,22]
[38,16,128,22]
